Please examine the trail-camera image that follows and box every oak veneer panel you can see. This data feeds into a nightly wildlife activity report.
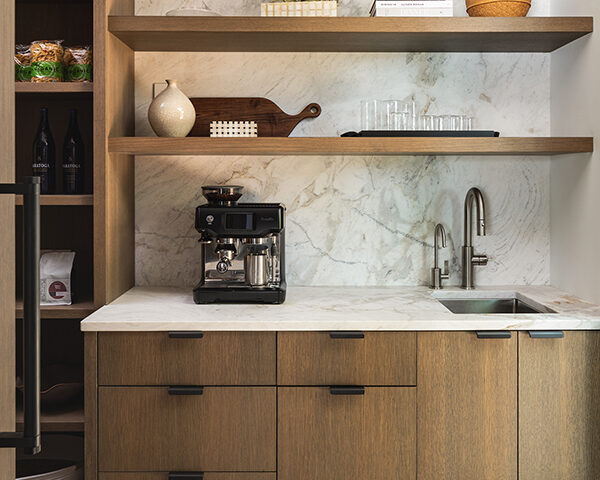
[108,16,593,53]
[15,194,94,206]
[85,333,98,480]
[0,0,15,477]
[417,332,517,480]
[278,387,416,480]
[15,299,95,320]
[108,137,594,156]
[99,332,276,385]
[94,0,135,306]
[99,387,276,472]
[101,474,276,480]
[278,332,415,385]
[519,331,600,480]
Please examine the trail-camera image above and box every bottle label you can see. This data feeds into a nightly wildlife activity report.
[31,61,63,80]
[65,64,92,82]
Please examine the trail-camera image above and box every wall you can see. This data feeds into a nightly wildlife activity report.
[550,0,600,303]
[134,0,552,288]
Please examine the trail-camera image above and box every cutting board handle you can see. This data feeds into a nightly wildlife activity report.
[298,103,322,119]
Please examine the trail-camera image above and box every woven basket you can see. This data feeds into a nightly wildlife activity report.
[466,0,531,17]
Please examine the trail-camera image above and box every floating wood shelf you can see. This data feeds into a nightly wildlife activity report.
[108,16,593,53]
[108,137,593,157]
[15,82,93,93]
[15,194,94,206]
[16,299,96,320]
[17,408,84,433]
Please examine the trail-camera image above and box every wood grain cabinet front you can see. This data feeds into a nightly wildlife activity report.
[98,332,276,385]
[98,387,276,472]
[519,331,600,480]
[100,474,276,480]
[278,387,416,480]
[277,332,416,385]
[417,332,517,480]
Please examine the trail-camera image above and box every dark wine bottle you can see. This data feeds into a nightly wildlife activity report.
[62,109,84,194]
[32,107,56,194]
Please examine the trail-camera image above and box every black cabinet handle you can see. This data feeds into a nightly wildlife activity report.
[169,331,204,339]
[476,331,512,339]
[0,178,41,455]
[169,473,204,480]
[330,386,365,395]
[168,386,204,396]
[330,331,365,339]
[529,331,564,339]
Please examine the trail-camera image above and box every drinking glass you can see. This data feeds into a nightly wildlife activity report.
[391,112,409,130]
[418,115,434,131]
[450,115,462,131]
[462,116,474,131]
[361,100,379,131]
[381,100,409,130]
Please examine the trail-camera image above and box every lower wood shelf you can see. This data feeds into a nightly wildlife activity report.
[15,82,93,94]
[15,195,94,206]
[108,137,593,156]
[16,299,96,320]
[17,408,84,433]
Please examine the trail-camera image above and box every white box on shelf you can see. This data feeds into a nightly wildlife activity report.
[261,1,338,17]
[370,0,453,16]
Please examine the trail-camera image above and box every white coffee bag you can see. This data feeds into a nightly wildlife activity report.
[40,251,75,306]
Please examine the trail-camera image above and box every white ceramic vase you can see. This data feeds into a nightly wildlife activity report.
[148,79,196,138]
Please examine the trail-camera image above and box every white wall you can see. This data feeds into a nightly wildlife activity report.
[550,1,600,303]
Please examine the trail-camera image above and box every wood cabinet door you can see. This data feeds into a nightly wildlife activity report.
[519,331,600,480]
[99,387,276,472]
[278,387,416,480]
[417,332,517,480]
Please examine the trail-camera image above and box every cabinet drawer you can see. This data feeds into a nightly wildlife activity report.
[99,387,276,472]
[99,332,276,385]
[279,387,416,480]
[100,475,276,480]
[278,332,416,385]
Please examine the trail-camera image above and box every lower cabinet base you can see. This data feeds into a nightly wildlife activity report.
[99,474,276,480]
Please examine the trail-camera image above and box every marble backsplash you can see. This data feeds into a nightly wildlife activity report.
[134,0,551,288]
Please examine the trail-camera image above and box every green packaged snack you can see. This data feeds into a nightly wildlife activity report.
[63,46,93,82]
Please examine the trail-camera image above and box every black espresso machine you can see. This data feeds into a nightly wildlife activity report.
[193,186,286,304]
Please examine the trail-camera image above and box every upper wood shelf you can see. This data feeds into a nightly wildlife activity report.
[108,16,593,53]
[108,137,593,156]
[17,408,84,433]
[16,299,96,320]
[15,82,93,93]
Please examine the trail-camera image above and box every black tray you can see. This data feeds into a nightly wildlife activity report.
[342,130,500,138]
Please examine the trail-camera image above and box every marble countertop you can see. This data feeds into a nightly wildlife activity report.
[80,285,600,332]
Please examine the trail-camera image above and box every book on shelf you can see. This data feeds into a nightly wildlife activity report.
[370,0,454,16]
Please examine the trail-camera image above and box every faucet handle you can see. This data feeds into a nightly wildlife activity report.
[441,260,450,280]
[473,254,488,266]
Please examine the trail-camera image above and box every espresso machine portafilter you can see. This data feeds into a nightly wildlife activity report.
[193,186,286,304]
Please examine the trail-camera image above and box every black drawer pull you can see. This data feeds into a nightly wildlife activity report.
[330,386,365,396]
[169,331,204,339]
[169,473,204,480]
[529,331,564,339]
[168,386,204,396]
[330,331,365,339]
[476,331,512,339]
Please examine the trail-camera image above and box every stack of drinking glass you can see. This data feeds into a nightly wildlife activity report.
[361,99,475,132]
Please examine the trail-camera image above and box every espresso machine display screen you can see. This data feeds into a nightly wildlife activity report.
[193,186,286,305]
[226,213,254,230]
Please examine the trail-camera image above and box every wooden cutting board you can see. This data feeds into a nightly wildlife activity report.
[189,97,321,137]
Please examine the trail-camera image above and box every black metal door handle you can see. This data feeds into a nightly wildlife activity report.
[169,331,204,339]
[476,331,512,339]
[169,473,204,480]
[330,331,365,339]
[0,178,41,455]
[168,386,204,396]
[330,386,365,395]
[529,331,564,339]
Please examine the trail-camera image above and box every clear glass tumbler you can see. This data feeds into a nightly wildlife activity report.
[418,114,434,131]
[361,100,379,131]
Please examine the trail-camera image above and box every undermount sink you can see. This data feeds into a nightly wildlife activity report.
[438,297,557,315]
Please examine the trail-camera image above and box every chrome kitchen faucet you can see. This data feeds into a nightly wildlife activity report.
[462,187,488,289]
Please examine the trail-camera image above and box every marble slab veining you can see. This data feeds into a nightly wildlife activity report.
[80,285,600,332]
[134,0,552,289]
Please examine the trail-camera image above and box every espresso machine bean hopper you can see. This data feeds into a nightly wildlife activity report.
[193,186,286,304]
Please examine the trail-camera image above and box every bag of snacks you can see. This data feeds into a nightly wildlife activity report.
[63,46,93,82]
[30,40,64,82]
[14,44,33,82]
